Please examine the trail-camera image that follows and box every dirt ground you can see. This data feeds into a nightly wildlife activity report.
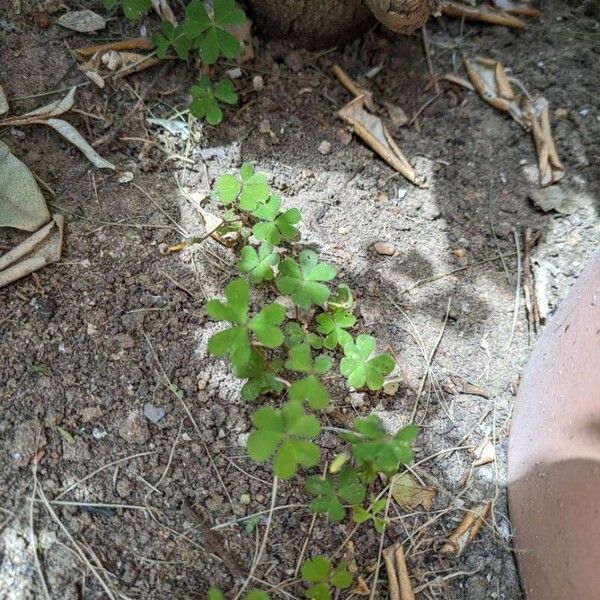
[1,1,599,599]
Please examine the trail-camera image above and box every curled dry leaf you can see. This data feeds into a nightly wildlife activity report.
[472,437,496,467]
[0,215,64,289]
[391,472,437,510]
[0,84,8,116]
[442,1,526,28]
[383,543,415,600]
[151,0,177,25]
[57,10,106,33]
[439,501,492,557]
[0,140,49,231]
[464,57,564,186]
[339,96,427,188]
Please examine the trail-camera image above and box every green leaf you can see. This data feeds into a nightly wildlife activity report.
[284,323,323,350]
[305,583,330,600]
[329,284,353,311]
[207,588,225,600]
[247,402,320,478]
[215,28,243,58]
[306,467,365,522]
[234,350,284,401]
[206,277,248,325]
[184,0,211,37]
[103,0,120,9]
[244,591,270,600]
[252,195,301,244]
[214,0,247,26]
[352,505,371,524]
[153,22,191,59]
[238,243,279,283]
[198,26,220,64]
[330,565,352,589]
[214,173,242,204]
[276,250,336,309]
[302,556,330,583]
[248,303,285,348]
[121,0,151,19]
[289,375,329,410]
[285,344,331,409]
[190,76,237,125]
[239,164,270,210]
[339,334,395,390]
[316,309,356,350]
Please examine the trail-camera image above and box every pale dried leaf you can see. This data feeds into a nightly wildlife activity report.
[57,10,106,33]
[0,140,49,231]
[440,502,492,557]
[0,215,64,289]
[472,438,496,467]
[339,96,426,187]
[45,118,115,170]
[392,472,437,511]
[0,84,9,116]
[25,87,77,118]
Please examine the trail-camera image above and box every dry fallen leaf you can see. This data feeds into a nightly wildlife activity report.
[0,140,49,231]
[464,57,564,186]
[0,215,64,289]
[151,0,177,24]
[0,85,9,116]
[383,543,415,600]
[352,576,370,596]
[339,97,426,187]
[472,437,496,467]
[440,502,492,557]
[442,1,526,28]
[391,472,437,511]
[57,10,106,33]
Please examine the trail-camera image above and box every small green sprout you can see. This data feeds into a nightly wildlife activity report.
[190,76,238,125]
[207,588,269,600]
[352,497,387,533]
[252,195,301,244]
[305,466,366,522]
[103,0,151,19]
[213,164,270,210]
[238,243,279,283]
[301,556,352,600]
[315,309,356,350]
[206,278,285,368]
[339,334,395,390]
[276,250,337,309]
[247,402,321,479]
[343,415,418,476]
[233,349,284,401]
[285,343,332,409]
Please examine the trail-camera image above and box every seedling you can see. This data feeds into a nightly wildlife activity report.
[247,402,321,479]
[305,466,366,522]
[301,556,352,600]
[104,0,247,124]
[203,164,419,592]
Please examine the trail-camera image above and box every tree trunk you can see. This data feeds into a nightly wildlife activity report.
[248,0,375,49]
[247,0,441,49]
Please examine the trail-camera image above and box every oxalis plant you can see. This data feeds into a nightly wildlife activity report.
[204,164,418,598]
[103,0,246,124]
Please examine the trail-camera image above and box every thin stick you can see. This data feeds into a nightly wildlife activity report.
[394,544,415,600]
[203,441,236,514]
[55,451,155,500]
[411,298,451,422]
[506,228,522,350]
[211,503,307,532]
[30,458,51,600]
[37,486,117,600]
[421,25,440,95]
[369,485,393,600]
[383,546,401,600]
[234,477,279,600]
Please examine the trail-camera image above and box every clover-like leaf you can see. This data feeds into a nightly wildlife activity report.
[305,467,365,522]
[190,76,237,125]
[301,556,353,600]
[285,343,332,409]
[248,303,286,348]
[233,349,284,401]
[214,0,246,26]
[207,589,224,600]
[247,402,321,479]
[244,591,270,600]
[352,497,387,533]
[252,195,301,245]
[339,334,394,390]
[184,0,211,37]
[276,250,336,309]
[344,415,418,475]
[238,243,279,283]
[153,22,192,59]
[106,0,151,19]
[328,283,353,312]
[239,164,270,210]
[316,309,356,350]
[284,323,323,350]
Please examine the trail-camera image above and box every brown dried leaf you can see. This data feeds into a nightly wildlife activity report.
[391,473,437,511]
[472,437,496,467]
[439,502,492,557]
[57,10,106,33]
[339,96,426,187]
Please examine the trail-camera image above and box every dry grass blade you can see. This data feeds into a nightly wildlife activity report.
[442,1,526,28]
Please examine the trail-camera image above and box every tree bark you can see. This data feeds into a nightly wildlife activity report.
[248,0,375,49]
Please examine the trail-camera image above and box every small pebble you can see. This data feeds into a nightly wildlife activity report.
[318,140,331,155]
[252,75,264,91]
[144,403,166,424]
[373,241,395,256]
[92,426,107,440]
[240,493,251,505]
